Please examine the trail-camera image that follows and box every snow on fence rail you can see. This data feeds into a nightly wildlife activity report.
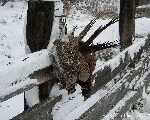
[0,49,52,102]
[64,36,150,120]
[79,55,150,120]
[13,95,62,120]
[11,35,150,119]
[91,36,147,94]
[0,36,147,103]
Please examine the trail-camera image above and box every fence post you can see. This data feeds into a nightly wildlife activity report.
[119,0,135,50]
[26,1,55,101]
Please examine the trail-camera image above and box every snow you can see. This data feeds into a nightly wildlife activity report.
[116,0,120,14]
[129,112,150,120]
[0,0,150,120]
[50,84,108,120]
[129,70,149,90]
[0,1,34,119]
[0,93,24,120]
[135,17,150,36]
[93,36,147,73]
[67,16,119,45]
[51,53,150,120]
[137,4,150,9]
[0,78,35,100]
[4,1,27,9]
[0,49,52,99]
[67,15,150,45]
[48,1,63,50]
[0,1,27,63]
[100,54,150,120]
[102,91,137,120]
[64,89,107,120]
[123,87,150,120]
[50,84,67,98]
[0,1,29,119]
[51,85,84,120]
[140,87,150,114]
[25,86,39,107]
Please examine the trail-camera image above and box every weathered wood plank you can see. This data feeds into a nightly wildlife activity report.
[0,84,36,103]
[29,66,53,83]
[79,55,150,120]
[0,67,54,102]
[0,49,52,102]
[12,96,62,120]
[102,90,142,120]
[91,36,149,95]
[10,47,150,120]
[1,36,148,102]
[0,66,54,102]
[104,74,150,120]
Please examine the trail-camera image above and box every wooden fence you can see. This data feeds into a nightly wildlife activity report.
[0,1,150,119]
[10,35,150,120]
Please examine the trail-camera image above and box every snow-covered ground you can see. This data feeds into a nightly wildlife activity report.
[0,1,28,63]
[0,1,28,120]
[0,1,150,120]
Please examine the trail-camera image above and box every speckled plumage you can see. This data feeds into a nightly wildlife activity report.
[53,35,96,92]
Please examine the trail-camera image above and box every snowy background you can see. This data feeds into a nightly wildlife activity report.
[0,0,150,120]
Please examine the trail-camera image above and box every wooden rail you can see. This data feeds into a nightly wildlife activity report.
[79,55,150,120]
[0,49,53,102]
[77,36,150,119]
[1,1,150,120]
[12,96,62,120]
[10,35,150,119]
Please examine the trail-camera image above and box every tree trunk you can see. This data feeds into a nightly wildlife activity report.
[119,0,135,50]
